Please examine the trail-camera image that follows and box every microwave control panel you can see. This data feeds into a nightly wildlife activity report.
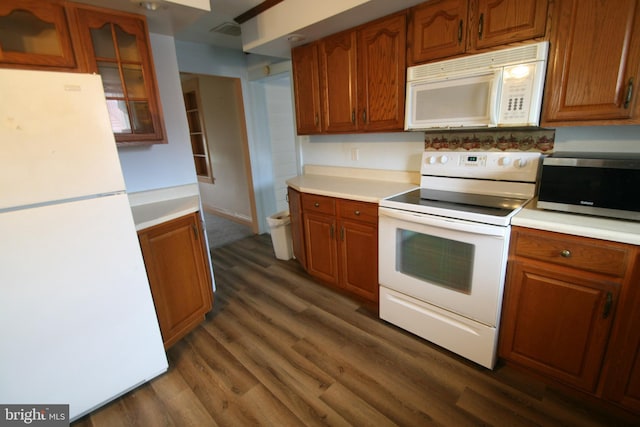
[498,62,545,125]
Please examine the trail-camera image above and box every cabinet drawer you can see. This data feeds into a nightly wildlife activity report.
[512,228,629,277]
[301,193,336,215]
[338,199,378,224]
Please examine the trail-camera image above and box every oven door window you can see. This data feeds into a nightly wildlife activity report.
[398,229,474,294]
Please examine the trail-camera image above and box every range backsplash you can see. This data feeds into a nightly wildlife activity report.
[424,128,555,153]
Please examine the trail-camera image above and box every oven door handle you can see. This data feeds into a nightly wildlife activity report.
[379,207,507,237]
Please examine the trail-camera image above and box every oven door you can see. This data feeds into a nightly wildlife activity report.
[378,206,510,327]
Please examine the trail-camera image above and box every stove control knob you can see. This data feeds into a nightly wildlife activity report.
[499,157,512,166]
[439,155,449,164]
[514,158,528,168]
[426,156,437,165]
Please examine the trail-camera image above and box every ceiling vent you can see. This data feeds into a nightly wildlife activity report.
[210,22,241,37]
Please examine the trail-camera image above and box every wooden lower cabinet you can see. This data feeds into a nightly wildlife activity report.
[293,190,379,304]
[287,187,307,268]
[500,260,619,392]
[500,226,640,416]
[602,250,640,413]
[138,212,213,349]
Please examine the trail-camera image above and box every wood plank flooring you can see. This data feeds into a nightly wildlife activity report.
[73,234,639,426]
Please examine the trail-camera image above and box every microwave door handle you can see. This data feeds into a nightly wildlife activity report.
[489,71,502,126]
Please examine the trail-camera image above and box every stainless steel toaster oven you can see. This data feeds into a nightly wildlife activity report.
[537,152,640,221]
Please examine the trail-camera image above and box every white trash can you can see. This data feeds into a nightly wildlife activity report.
[267,211,293,260]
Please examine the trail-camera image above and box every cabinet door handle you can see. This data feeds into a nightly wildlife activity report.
[315,113,319,127]
[354,210,361,216]
[330,223,334,239]
[340,226,345,241]
[560,249,571,258]
[351,110,356,124]
[603,291,613,319]
[458,20,463,44]
[314,202,320,207]
[362,109,367,123]
[624,77,634,109]
[478,13,484,39]
[192,224,199,240]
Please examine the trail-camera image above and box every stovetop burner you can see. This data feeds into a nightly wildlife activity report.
[386,188,529,218]
[379,151,542,226]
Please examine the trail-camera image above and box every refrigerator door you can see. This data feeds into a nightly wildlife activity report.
[0,193,168,420]
[0,69,125,210]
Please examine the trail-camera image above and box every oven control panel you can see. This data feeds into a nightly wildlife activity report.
[421,151,541,182]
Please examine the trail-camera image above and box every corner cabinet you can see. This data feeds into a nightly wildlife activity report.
[287,187,307,269]
[0,0,77,70]
[0,0,167,145]
[294,191,379,304]
[292,12,406,134]
[499,226,640,416]
[542,0,640,125]
[407,0,549,65]
[138,212,213,349]
[69,4,166,144]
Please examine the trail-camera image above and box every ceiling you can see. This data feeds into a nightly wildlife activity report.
[81,0,425,59]
[173,0,264,50]
[79,0,262,51]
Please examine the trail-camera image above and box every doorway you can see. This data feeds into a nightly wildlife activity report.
[180,73,258,243]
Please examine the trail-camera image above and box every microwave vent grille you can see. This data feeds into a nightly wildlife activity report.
[408,42,548,81]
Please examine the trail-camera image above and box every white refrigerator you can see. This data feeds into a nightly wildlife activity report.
[0,69,168,421]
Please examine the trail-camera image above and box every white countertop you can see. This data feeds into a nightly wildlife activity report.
[513,198,640,245]
[287,165,419,202]
[128,184,201,231]
[287,174,418,202]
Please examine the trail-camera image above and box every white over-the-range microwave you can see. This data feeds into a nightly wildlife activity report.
[405,41,549,130]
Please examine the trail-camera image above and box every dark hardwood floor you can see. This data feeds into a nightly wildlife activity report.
[74,234,638,426]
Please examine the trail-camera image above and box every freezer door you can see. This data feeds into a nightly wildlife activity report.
[0,69,125,210]
[0,193,167,420]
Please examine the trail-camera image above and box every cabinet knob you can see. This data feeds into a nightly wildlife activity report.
[314,202,320,207]
[560,249,571,258]
[354,210,361,216]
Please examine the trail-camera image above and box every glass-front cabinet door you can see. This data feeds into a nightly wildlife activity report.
[0,0,77,69]
[72,6,166,144]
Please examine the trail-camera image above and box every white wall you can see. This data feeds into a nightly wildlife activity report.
[117,33,197,193]
[263,74,299,213]
[298,126,640,174]
[554,126,640,153]
[301,132,425,172]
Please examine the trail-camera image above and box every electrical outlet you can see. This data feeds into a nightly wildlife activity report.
[351,148,359,161]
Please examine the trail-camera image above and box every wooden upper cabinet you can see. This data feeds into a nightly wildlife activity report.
[472,0,548,50]
[70,5,166,145]
[319,30,358,133]
[542,0,640,125]
[408,0,468,64]
[296,12,406,134]
[407,0,549,65]
[358,13,406,131]
[0,0,77,69]
[291,42,322,134]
